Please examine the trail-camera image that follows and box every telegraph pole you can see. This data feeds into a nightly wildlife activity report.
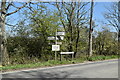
[88,0,94,57]
[0,1,2,67]
[118,1,120,80]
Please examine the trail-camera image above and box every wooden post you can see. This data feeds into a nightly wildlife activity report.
[60,54,62,61]
[72,54,74,61]
[54,51,56,61]
[55,29,57,61]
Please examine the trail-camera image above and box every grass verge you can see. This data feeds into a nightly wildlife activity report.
[1,55,118,72]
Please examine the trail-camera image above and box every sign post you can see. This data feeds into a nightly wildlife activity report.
[48,30,65,61]
[60,52,74,61]
[52,45,60,51]
[55,29,57,60]
[56,32,65,35]
[52,45,60,60]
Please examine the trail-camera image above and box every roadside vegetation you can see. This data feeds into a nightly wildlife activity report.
[1,55,118,72]
[0,2,119,72]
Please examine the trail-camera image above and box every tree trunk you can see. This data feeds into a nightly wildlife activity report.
[74,27,80,58]
[0,0,9,65]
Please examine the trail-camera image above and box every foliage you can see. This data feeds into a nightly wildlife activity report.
[7,36,53,64]
[87,55,118,61]
[1,55,118,72]
[54,2,89,57]
[5,2,118,66]
[93,27,118,55]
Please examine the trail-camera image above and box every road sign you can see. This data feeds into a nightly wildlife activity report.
[48,42,55,45]
[52,45,60,51]
[48,36,55,40]
[60,52,74,54]
[60,52,74,61]
[60,36,64,40]
[57,36,64,40]
[56,42,62,45]
[48,36,61,40]
[56,32,65,36]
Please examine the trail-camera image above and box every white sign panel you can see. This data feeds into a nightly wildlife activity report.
[56,37,59,40]
[60,36,64,40]
[48,36,55,40]
[48,36,60,40]
[56,42,62,45]
[48,43,55,45]
[56,32,65,36]
[60,52,74,54]
[52,45,60,51]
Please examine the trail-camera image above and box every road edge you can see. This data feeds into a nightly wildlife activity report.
[1,59,118,74]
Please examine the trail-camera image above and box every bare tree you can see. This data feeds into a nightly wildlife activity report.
[104,2,119,56]
[104,2,118,32]
[54,1,89,57]
[0,0,30,65]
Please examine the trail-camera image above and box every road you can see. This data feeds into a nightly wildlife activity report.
[1,59,118,79]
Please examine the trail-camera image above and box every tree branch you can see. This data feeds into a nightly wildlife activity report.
[5,2,13,11]
[5,23,17,27]
[6,1,30,16]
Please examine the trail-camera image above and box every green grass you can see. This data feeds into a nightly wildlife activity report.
[1,55,118,72]
[1,60,73,71]
[87,55,118,61]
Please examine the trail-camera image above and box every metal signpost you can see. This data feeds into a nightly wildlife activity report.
[56,32,65,36]
[48,31,74,61]
[48,30,65,61]
[52,45,60,60]
[55,29,58,60]
[47,36,55,40]
[56,42,62,45]
[52,45,60,51]
[47,36,60,40]
[60,52,74,61]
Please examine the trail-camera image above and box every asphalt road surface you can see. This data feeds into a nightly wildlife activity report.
[1,59,118,79]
